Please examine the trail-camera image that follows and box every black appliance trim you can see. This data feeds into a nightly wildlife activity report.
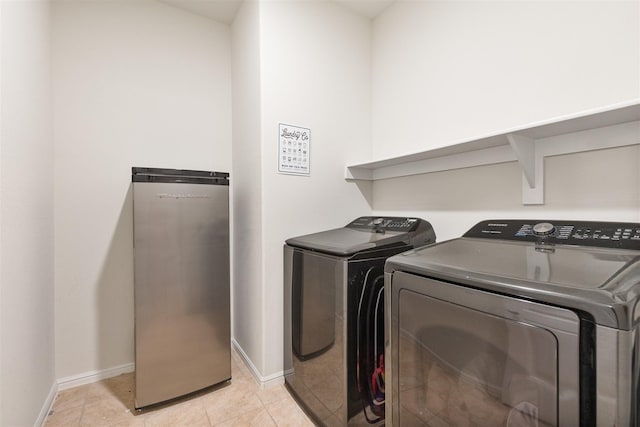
[132,167,229,185]
[464,219,640,250]
[579,311,597,427]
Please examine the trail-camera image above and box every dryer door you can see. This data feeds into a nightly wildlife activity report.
[387,272,580,427]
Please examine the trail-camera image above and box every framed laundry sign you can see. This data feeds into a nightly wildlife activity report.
[278,123,310,176]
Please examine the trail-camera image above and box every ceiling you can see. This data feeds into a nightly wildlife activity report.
[157,0,395,24]
[334,0,395,19]
[158,0,243,24]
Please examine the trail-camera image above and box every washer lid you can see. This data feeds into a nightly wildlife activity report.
[285,227,407,256]
[386,237,640,329]
[285,216,435,257]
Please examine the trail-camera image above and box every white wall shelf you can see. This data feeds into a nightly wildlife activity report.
[346,99,640,205]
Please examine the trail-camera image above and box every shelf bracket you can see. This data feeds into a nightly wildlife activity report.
[345,166,372,180]
[507,133,544,205]
[507,133,535,187]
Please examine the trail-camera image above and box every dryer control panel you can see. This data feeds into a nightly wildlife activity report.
[346,216,421,232]
[464,219,640,250]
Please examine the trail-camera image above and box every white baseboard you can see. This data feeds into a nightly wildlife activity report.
[231,339,284,389]
[36,363,134,426]
[56,362,135,391]
[35,381,58,427]
[40,342,286,424]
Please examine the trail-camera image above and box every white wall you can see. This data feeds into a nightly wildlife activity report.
[230,0,373,380]
[7,1,636,416]
[374,143,640,241]
[52,0,232,380]
[259,0,373,378]
[231,0,264,374]
[372,0,640,158]
[0,1,55,425]
[371,0,640,240]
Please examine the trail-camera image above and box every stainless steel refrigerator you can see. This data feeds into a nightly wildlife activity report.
[132,167,231,408]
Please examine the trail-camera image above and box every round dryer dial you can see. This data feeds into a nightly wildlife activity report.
[532,222,556,237]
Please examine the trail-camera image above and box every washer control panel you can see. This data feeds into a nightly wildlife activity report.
[346,216,421,232]
[464,219,640,249]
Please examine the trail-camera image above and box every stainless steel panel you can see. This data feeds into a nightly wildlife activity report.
[284,246,348,425]
[284,245,294,379]
[389,238,636,290]
[133,181,230,408]
[386,271,580,426]
[596,325,639,426]
[293,250,337,358]
[386,240,640,329]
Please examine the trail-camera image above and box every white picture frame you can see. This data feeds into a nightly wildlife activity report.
[278,123,310,176]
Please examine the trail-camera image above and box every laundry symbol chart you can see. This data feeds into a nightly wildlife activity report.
[278,123,310,176]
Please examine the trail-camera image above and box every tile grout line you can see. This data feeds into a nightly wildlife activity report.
[44,357,309,427]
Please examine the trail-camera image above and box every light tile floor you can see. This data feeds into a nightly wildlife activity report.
[43,350,314,427]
